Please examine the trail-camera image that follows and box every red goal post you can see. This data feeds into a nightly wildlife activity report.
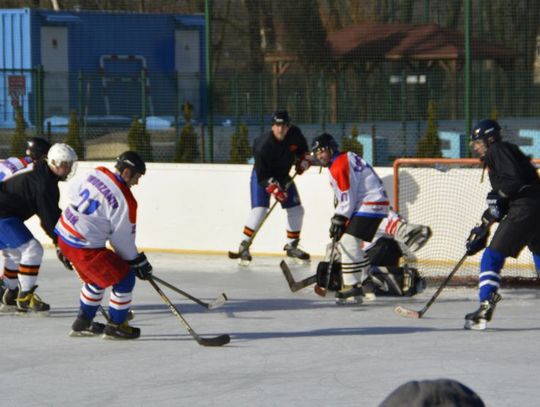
[393,158,540,285]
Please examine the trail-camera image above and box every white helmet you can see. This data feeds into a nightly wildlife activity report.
[47,143,78,166]
[47,143,78,180]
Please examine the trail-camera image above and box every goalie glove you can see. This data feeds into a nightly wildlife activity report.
[265,178,288,203]
[329,214,348,240]
[295,152,312,175]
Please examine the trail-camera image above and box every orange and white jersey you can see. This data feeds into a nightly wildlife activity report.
[328,151,389,219]
[0,156,33,181]
[55,166,138,261]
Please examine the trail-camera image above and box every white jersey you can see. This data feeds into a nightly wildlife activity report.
[328,151,389,219]
[0,156,33,181]
[55,166,139,261]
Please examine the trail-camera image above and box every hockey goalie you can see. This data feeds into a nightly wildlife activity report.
[281,209,430,303]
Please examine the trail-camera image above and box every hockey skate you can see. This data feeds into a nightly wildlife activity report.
[0,287,18,312]
[16,285,50,315]
[464,292,502,330]
[102,321,141,340]
[361,278,377,302]
[237,240,252,266]
[69,311,106,337]
[284,239,310,264]
[335,284,363,305]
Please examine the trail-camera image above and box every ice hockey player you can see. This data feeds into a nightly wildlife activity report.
[233,109,312,265]
[0,137,51,299]
[55,151,152,339]
[311,132,390,304]
[0,137,51,181]
[464,119,540,330]
[0,142,77,314]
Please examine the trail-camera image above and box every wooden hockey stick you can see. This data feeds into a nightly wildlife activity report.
[394,253,468,318]
[148,277,230,347]
[228,173,298,260]
[280,260,317,292]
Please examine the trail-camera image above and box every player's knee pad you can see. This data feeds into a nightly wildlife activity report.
[480,247,505,273]
[316,261,342,291]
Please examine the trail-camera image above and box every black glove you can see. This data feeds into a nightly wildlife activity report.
[56,246,73,270]
[129,252,153,280]
[329,214,348,240]
[466,224,490,256]
[486,190,509,222]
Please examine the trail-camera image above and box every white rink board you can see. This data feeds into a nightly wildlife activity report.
[25,162,394,256]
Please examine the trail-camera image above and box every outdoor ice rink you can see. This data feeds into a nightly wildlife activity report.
[3,249,540,407]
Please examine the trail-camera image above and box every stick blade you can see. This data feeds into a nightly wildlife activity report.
[228,251,240,259]
[207,294,228,310]
[394,305,422,319]
[198,334,231,347]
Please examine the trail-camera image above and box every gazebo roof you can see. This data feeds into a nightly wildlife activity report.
[327,23,518,63]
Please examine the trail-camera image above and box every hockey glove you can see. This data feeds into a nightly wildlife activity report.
[129,252,153,280]
[266,178,288,203]
[486,190,509,222]
[295,152,313,175]
[56,246,73,270]
[329,214,348,240]
[465,224,490,256]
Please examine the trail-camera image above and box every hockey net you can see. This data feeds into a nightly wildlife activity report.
[393,158,540,286]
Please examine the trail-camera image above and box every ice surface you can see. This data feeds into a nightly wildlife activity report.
[2,250,540,406]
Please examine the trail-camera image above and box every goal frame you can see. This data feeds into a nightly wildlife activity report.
[392,158,540,287]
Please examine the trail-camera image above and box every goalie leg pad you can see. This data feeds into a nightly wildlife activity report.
[370,266,425,296]
[365,237,402,267]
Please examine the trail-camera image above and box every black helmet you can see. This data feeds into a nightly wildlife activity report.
[471,119,501,145]
[271,109,290,125]
[26,137,51,161]
[311,133,339,154]
[115,151,146,175]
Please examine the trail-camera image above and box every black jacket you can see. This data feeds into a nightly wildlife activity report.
[484,141,540,200]
[0,160,62,241]
[252,125,308,187]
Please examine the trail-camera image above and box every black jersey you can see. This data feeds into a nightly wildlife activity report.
[0,160,61,241]
[484,141,540,199]
[252,125,308,187]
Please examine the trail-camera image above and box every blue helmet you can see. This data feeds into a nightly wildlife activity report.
[311,133,339,154]
[471,119,501,145]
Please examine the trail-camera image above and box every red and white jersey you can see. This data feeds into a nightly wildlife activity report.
[55,166,139,261]
[0,156,33,181]
[328,152,389,219]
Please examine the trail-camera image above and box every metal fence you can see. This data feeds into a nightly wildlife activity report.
[2,63,540,165]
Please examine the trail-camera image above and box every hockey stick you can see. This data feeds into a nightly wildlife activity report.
[152,275,227,310]
[228,172,298,259]
[147,277,230,347]
[280,260,317,292]
[394,253,468,318]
